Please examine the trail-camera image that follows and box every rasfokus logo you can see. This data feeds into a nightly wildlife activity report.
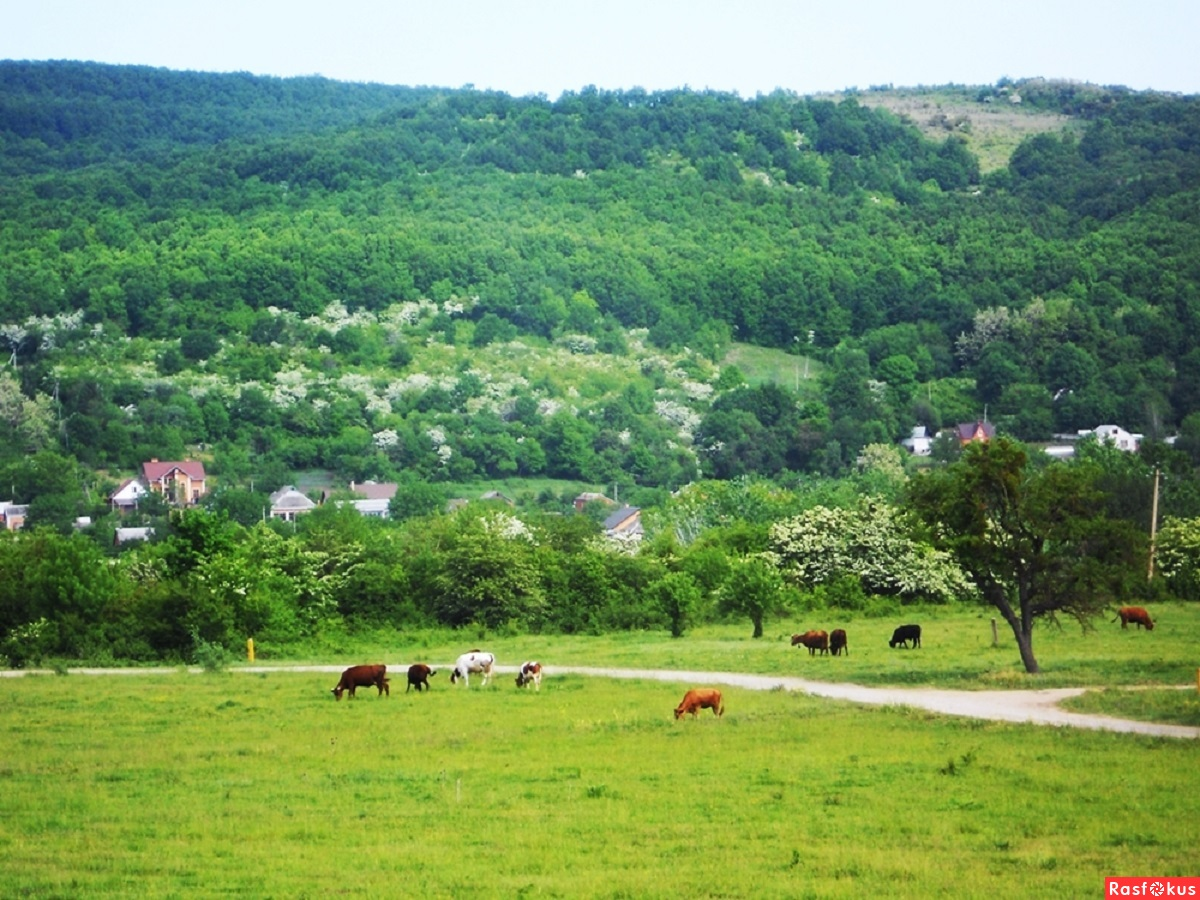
[1107,878,1200,897]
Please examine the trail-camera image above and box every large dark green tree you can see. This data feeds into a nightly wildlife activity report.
[907,438,1145,673]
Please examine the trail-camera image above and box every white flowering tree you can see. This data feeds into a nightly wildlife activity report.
[1153,516,1200,600]
[767,497,973,604]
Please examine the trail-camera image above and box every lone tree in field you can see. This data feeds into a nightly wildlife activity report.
[907,438,1144,674]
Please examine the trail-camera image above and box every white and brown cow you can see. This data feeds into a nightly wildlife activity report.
[449,650,495,687]
[515,661,542,691]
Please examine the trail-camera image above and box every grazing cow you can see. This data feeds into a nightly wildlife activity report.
[674,688,724,719]
[791,630,829,656]
[829,628,848,657]
[406,663,436,693]
[515,661,543,690]
[331,664,389,700]
[449,651,495,687]
[889,624,922,649]
[1114,606,1155,631]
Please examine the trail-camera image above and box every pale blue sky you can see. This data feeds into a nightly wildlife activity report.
[3,0,1198,97]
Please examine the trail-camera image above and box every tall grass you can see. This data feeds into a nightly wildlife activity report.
[1,672,1195,898]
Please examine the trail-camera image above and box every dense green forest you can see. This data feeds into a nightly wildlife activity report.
[2,62,1200,668]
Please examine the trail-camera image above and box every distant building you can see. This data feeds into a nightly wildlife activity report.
[573,492,614,511]
[1084,425,1142,452]
[953,421,995,445]
[603,506,643,542]
[269,486,316,521]
[348,481,398,518]
[110,478,149,512]
[900,426,933,456]
[114,527,155,546]
[0,502,28,531]
[141,459,207,506]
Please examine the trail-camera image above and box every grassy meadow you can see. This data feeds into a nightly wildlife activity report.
[2,669,1197,899]
[286,602,1200,692]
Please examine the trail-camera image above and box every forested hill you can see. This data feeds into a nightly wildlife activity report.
[2,61,1200,517]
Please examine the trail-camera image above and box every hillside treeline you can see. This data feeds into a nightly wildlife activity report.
[1,65,1198,400]
[1,66,1200,503]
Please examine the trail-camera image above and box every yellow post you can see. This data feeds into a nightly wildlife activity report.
[247,638,255,662]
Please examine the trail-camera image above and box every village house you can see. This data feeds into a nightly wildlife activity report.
[603,505,643,542]
[900,426,934,456]
[109,478,149,512]
[347,480,398,518]
[573,491,614,511]
[0,501,28,531]
[141,459,207,506]
[953,421,995,445]
[269,486,317,521]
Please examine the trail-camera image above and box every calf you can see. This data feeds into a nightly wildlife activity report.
[331,664,389,700]
[406,663,436,693]
[889,624,922,649]
[449,651,495,687]
[674,688,724,719]
[515,661,543,691]
[791,630,829,656]
[1114,606,1154,631]
[829,628,848,657]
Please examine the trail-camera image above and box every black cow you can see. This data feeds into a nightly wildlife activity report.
[829,628,848,656]
[889,624,921,649]
[406,663,436,693]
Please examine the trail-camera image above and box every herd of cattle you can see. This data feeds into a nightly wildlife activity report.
[789,623,923,656]
[331,606,1157,713]
[330,651,541,700]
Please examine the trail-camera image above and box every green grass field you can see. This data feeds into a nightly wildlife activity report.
[2,671,1196,898]
[283,602,1200,692]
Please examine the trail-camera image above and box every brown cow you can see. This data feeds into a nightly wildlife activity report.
[791,630,829,656]
[331,664,389,700]
[829,628,848,656]
[406,663,436,693]
[1114,606,1155,631]
[674,688,724,719]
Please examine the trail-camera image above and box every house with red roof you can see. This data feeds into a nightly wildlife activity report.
[141,459,207,506]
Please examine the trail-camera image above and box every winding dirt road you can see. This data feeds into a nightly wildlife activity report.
[5,663,1197,739]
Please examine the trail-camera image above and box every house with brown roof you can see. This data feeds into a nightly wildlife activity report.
[141,459,207,506]
[573,491,614,512]
[348,481,398,518]
[953,421,995,446]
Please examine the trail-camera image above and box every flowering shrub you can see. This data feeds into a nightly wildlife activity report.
[768,497,974,604]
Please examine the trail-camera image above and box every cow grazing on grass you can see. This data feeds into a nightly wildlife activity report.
[829,628,848,656]
[889,624,922,649]
[674,688,724,719]
[450,651,495,687]
[791,630,829,656]
[406,663,436,693]
[332,664,389,700]
[1114,606,1155,631]
[515,661,543,690]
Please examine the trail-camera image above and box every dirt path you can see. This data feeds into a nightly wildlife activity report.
[4,664,1196,739]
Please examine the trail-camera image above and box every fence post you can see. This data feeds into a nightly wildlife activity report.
[246,638,255,662]
[990,618,998,648]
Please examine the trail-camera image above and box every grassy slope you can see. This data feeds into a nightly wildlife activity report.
[836,86,1081,173]
[1,671,1195,897]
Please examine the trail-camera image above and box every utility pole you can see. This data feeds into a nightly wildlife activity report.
[1147,467,1161,580]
